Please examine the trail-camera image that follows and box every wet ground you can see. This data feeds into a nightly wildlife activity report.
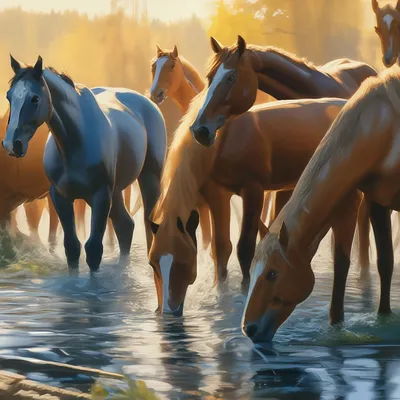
[1,201,400,399]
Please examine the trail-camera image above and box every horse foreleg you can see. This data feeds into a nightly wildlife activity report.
[201,181,232,284]
[198,197,212,250]
[109,190,134,264]
[47,194,59,253]
[357,195,371,270]
[50,186,81,269]
[329,190,361,325]
[85,186,111,271]
[237,183,264,284]
[370,201,393,315]
[138,170,162,256]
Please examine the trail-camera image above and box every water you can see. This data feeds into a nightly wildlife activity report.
[2,203,400,399]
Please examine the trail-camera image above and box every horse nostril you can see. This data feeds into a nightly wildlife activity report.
[244,323,259,339]
[192,126,212,147]
[13,140,23,157]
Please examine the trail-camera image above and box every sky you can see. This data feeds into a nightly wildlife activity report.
[0,0,214,22]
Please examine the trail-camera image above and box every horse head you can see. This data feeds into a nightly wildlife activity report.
[149,210,199,316]
[190,35,257,147]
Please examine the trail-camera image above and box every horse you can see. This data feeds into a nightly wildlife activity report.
[149,92,347,316]
[2,55,166,271]
[372,0,400,67]
[241,65,400,343]
[189,35,379,270]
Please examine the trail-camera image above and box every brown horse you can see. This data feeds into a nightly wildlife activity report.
[149,44,275,246]
[189,35,379,269]
[149,92,347,315]
[242,66,400,343]
[372,0,400,67]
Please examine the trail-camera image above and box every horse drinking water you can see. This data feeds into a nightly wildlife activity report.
[2,55,166,271]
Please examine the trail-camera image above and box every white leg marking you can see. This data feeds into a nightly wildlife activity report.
[197,64,232,117]
[150,57,168,94]
[243,260,265,316]
[160,253,173,312]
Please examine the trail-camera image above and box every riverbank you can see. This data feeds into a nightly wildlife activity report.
[0,370,91,399]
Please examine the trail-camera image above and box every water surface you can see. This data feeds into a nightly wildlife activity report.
[1,204,400,399]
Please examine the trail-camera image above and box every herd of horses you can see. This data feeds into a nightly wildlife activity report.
[1,0,400,344]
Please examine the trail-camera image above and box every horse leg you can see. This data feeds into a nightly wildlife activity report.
[357,195,371,270]
[138,169,162,256]
[50,186,81,269]
[237,183,264,283]
[85,186,111,271]
[198,196,212,250]
[329,190,361,324]
[258,192,272,238]
[74,199,86,239]
[109,190,134,264]
[370,202,393,315]
[23,199,45,240]
[201,181,232,283]
[47,194,59,253]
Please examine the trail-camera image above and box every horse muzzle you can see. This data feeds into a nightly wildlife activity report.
[1,139,25,158]
[242,310,278,344]
[150,89,167,105]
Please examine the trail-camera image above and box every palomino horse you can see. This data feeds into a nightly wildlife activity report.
[3,56,166,271]
[190,35,378,269]
[242,66,400,343]
[372,0,400,67]
[149,93,346,316]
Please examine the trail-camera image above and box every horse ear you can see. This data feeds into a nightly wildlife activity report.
[278,221,289,250]
[177,217,185,234]
[372,0,379,13]
[171,45,178,59]
[186,210,199,247]
[150,221,159,235]
[237,35,246,57]
[32,55,43,81]
[156,44,163,56]
[210,36,223,54]
[10,54,22,74]
[396,0,400,11]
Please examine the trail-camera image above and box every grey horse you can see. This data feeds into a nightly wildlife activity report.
[2,55,166,271]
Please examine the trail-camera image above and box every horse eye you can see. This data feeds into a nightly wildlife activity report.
[266,270,277,281]
[227,74,236,83]
[31,95,40,104]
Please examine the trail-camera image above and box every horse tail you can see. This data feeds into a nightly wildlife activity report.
[356,195,370,269]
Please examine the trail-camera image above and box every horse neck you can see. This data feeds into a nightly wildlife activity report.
[172,59,205,113]
[246,47,329,100]
[43,70,82,159]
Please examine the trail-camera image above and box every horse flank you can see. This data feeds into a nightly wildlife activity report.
[150,89,219,225]
[255,66,400,261]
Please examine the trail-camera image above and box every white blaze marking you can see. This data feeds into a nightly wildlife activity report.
[243,260,265,316]
[150,57,168,94]
[160,254,173,312]
[318,162,330,182]
[384,14,394,30]
[8,81,28,134]
[197,64,232,117]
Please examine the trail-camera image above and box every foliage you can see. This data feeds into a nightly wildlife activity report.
[91,376,160,400]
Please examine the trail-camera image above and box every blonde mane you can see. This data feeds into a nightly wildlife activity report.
[255,65,400,260]
[179,55,205,92]
[151,89,220,225]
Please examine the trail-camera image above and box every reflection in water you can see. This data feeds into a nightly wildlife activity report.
[2,211,400,398]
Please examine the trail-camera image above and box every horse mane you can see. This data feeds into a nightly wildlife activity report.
[9,65,75,89]
[206,44,316,84]
[255,66,400,261]
[151,89,219,225]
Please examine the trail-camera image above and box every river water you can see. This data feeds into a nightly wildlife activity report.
[1,202,400,400]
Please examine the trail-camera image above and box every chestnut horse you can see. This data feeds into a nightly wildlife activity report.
[149,44,275,247]
[372,0,400,67]
[242,66,400,343]
[149,93,346,316]
[190,35,379,269]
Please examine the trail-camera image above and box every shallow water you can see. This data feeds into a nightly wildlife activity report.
[2,204,400,399]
